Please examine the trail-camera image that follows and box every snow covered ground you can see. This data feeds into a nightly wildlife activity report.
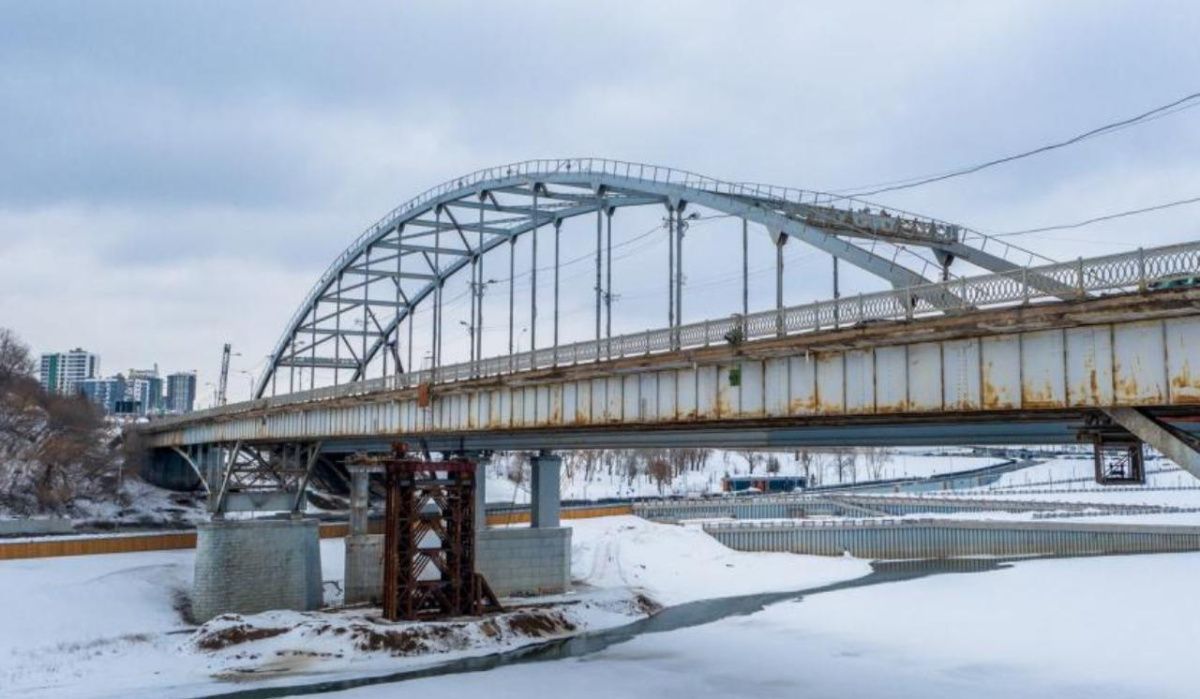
[570,516,868,606]
[0,516,867,698]
[985,456,1192,490]
[0,478,208,531]
[331,552,1200,699]
[928,458,1200,524]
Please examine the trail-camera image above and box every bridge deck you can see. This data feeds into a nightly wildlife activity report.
[137,288,1200,451]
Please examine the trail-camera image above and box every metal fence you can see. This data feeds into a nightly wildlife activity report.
[632,493,1185,521]
[704,518,1200,558]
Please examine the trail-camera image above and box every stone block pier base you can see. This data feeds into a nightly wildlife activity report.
[192,518,323,623]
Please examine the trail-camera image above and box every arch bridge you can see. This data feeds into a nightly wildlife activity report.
[258,158,1058,397]
[132,159,1200,514]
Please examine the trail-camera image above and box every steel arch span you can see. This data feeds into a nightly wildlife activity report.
[257,158,1053,398]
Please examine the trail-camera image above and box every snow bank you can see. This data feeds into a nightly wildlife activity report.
[570,515,871,605]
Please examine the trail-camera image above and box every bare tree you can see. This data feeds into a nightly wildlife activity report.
[0,328,121,514]
[0,328,35,387]
[738,450,761,474]
[646,458,672,495]
[863,447,892,480]
[828,447,856,484]
[795,449,814,485]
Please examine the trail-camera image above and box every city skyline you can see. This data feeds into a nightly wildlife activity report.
[38,344,199,414]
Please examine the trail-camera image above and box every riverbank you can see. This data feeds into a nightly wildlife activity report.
[0,516,868,698]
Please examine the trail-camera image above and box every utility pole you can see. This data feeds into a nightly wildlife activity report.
[833,256,841,327]
[667,207,675,329]
[742,218,749,318]
[605,208,613,344]
[217,343,231,406]
[676,209,690,331]
[595,208,603,343]
[530,189,538,355]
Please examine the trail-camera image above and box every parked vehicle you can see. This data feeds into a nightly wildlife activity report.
[1148,274,1200,291]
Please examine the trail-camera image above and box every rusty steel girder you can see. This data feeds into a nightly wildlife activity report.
[361,445,499,621]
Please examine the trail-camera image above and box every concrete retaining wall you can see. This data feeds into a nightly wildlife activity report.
[192,518,323,622]
[705,519,1200,559]
[477,527,571,596]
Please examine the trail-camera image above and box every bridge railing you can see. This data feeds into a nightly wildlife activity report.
[150,239,1200,428]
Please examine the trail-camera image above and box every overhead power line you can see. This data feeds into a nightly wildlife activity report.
[839,90,1200,198]
[993,194,1200,237]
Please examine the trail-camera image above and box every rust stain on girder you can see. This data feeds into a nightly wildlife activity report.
[1113,354,1165,404]
[981,369,1014,410]
[1170,363,1200,403]
[1021,382,1061,409]
[874,398,907,414]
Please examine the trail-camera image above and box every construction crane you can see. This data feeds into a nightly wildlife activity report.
[217,343,231,406]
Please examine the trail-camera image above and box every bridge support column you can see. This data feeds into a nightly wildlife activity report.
[192,518,323,623]
[474,457,488,532]
[474,450,570,596]
[530,451,561,528]
[344,463,383,605]
[1104,408,1200,481]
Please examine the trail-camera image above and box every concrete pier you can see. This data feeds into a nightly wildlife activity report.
[192,518,323,622]
[530,452,562,528]
[344,533,383,605]
[483,450,570,595]
[344,463,382,605]
[477,527,571,596]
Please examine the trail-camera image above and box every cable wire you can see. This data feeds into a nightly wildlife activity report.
[839,90,1200,198]
[993,194,1200,237]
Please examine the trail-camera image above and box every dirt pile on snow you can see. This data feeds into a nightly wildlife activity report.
[186,598,625,678]
[191,608,580,658]
[193,621,291,651]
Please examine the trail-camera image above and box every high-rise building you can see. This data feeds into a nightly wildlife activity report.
[126,367,164,415]
[79,375,128,413]
[166,371,197,414]
[39,348,100,396]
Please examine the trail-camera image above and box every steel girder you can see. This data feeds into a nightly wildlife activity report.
[207,441,323,514]
[257,160,1052,397]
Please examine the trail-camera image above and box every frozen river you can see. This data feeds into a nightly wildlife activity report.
[326,552,1200,699]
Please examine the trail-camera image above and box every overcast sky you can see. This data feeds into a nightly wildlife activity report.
[2,1,1197,403]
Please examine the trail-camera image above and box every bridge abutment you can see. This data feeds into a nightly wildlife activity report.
[192,518,323,623]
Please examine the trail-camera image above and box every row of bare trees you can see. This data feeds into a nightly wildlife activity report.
[496,445,893,495]
[0,328,120,514]
[498,448,716,496]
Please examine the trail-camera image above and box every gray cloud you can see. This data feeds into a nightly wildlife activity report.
[2,0,1198,401]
